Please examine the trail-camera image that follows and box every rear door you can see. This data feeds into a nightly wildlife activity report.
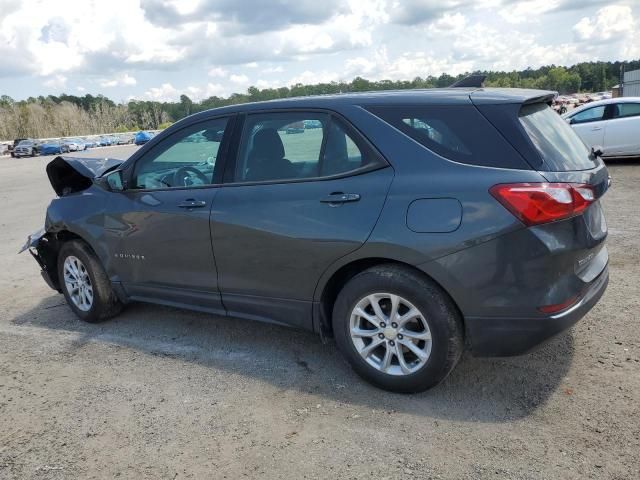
[603,101,640,156]
[210,110,393,329]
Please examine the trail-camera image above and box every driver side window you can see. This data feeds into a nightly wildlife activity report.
[133,117,229,189]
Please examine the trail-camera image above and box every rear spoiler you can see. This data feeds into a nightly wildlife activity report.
[449,75,486,88]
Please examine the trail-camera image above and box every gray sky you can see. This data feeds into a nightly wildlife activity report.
[1,0,638,101]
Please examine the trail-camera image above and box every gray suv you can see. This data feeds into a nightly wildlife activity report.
[22,88,609,392]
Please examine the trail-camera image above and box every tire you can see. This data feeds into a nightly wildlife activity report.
[57,240,123,323]
[332,264,463,393]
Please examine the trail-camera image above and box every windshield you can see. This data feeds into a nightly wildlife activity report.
[18,140,32,146]
[519,103,597,171]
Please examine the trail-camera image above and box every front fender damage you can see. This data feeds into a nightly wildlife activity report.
[19,228,62,292]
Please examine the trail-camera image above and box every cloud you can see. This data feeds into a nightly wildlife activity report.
[43,74,67,89]
[40,17,70,43]
[144,83,179,101]
[140,0,346,35]
[573,5,635,43]
[100,73,137,88]
[208,67,228,77]
[229,74,250,84]
[389,0,474,25]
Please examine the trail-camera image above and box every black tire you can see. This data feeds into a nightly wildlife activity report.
[332,264,464,393]
[57,240,123,323]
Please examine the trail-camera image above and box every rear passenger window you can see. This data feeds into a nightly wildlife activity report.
[614,103,640,119]
[367,105,524,168]
[234,112,374,182]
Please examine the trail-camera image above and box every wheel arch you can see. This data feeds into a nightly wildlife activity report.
[315,256,464,338]
[36,229,100,290]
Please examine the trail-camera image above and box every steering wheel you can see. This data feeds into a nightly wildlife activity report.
[173,166,209,187]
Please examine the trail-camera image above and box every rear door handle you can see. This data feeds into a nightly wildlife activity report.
[178,199,207,208]
[591,126,603,131]
[320,193,361,205]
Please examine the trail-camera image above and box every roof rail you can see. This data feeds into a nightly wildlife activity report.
[449,75,486,88]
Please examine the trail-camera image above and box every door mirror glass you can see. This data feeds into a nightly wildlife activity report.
[106,170,124,191]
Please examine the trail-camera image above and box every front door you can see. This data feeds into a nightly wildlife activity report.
[210,111,393,329]
[104,116,232,313]
[570,104,607,150]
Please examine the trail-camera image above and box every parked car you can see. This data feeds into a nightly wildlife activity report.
[62,138,86,152]
[117,134,133,145]
[13,139,41,157]
[98,136,113,146]
[22,88,609,393]
[40,140,70,156]
[8,138,28,157]
[134,131,152,145]
[562,97,640,158]
[82,138,97,149]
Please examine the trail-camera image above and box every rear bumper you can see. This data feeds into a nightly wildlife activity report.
[466,265,608,356]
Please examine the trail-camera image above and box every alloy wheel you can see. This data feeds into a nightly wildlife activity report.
[349,293,432,376]
[63,255,94,312]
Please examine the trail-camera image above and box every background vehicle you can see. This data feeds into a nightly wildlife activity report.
[62,138,86,151]
[134,131,152,145]
[40,140,70,155]
[13,139,40,157]
[9,138,28,157]
[82,138,97,148]
[98,136,113,146]
[24,88,609,393]
[563,97,640,158]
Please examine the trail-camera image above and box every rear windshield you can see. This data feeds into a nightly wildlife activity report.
[367,105,528,169]
[519,103,596,171]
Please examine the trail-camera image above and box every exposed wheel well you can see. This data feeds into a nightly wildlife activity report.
[36,230,91,289]
[318,258,463,338]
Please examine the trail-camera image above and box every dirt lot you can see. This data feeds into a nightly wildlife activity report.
[0,148,638,479]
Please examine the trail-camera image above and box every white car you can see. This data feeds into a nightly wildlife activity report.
[562,97,640,158]
[62,138,86,152]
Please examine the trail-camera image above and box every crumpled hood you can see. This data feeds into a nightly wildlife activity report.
[46,156,124,197]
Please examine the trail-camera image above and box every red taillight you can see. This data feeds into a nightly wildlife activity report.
[489,183,595,226]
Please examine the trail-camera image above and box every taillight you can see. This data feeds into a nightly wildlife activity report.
[490,183,595,226]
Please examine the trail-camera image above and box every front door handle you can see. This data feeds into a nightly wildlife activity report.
[178,199,207,209]
[320,193,361,205]
[591,126,603,131]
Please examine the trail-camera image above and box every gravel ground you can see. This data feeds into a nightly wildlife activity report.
[0,148,638,479]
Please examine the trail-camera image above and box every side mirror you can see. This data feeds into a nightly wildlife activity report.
[568,117,576,125]
[105,170,125,191]
[591,145,603,158]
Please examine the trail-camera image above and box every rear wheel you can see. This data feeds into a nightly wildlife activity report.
[57,240,123,323]
[332,265,463,393]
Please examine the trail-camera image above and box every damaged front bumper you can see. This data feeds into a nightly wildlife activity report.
[19,228,61,292]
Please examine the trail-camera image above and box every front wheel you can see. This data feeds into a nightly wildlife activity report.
[57,240,123,323]
[332,265,463,393]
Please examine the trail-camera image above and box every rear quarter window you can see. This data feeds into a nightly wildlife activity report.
[519,103,596,172]
[367,105,528,169]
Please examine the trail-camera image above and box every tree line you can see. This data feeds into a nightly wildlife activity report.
[1,59,638,140]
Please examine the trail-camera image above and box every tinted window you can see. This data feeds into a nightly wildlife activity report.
[133,117,228,189]
[569,106,605,124]
[614,102,640,118]
[520,103,596,171]
[234,112,370,182]
[367,105,524,168]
